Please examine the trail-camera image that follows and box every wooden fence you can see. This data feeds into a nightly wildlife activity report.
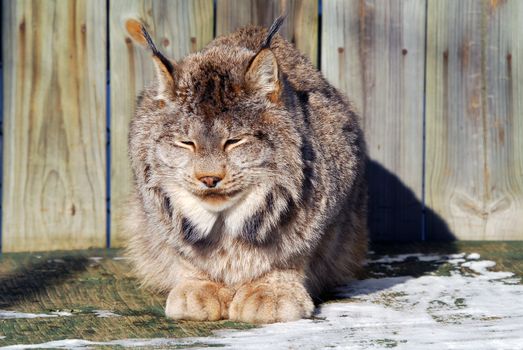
[1,0,522,252]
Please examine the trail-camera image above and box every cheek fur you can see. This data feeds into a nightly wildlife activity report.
[156,144,192,169]
[227,141,273,169]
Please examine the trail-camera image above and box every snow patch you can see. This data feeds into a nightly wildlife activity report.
[0,338,196,349]
[0,310,73,320]
[93,310,121,318]
[466,253,480,260]
[367,253,444,264]
[462,260,514,280]
[0,311,58,320]
[3,254,522,349]
[49,311,72,317]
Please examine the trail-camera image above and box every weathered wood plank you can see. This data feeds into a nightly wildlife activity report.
[483,0,523,240]
[425,0,523,240]
[1,0,106,252]
[109,0,214,247]
[216,0,318,66]
[322,0,426,240]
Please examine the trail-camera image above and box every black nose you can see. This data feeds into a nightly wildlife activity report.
[199,176,222,188]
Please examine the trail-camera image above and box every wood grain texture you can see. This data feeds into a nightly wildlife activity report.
[322,0,426,240]
[1,0,106,252]
[425,0,523,240]
[109,0,214,247]
[216,0,318,66]
[483,0,523,240]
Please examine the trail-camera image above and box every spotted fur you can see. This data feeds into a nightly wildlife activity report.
[124,19,368,324]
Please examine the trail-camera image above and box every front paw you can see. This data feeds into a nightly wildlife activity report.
[165,280,234,321]
[229,281,314,323]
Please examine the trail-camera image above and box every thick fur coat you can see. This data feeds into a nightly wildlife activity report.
[124,18,368,323]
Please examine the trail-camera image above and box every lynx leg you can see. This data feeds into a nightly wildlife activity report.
[165,280,234,321]
[229,270,314,324]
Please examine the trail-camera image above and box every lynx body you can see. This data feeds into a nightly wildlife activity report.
[125,18,368,323]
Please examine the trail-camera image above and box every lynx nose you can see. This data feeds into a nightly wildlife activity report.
[199,176,222,188]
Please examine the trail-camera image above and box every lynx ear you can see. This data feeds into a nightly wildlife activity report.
[245,49,280,101]
[125,19,176,100]
[245,15,285,102]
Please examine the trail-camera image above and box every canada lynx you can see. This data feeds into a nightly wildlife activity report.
[124,17,368,324]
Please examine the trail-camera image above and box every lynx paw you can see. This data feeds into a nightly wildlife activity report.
[229,281,314,323]
[165,281,234,321]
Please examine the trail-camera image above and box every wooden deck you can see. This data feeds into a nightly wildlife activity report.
[0,242,521,348]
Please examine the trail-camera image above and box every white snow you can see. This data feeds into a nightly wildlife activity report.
[93,310,121,318]
[0,309,122,320]
[466,253,481,260]
[0,338,196,349]
[49,311,73,317]
[0,311,59,319]
[2,253,522,350]
[88,257,103,262]
[461,260,514,280]
[367,253,444,264]
[0,310,74,319]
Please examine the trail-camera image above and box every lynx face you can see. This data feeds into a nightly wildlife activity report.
[154,102,279,213]
[146,46,299,220]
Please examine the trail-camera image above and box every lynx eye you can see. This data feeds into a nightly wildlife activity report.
[175,140,196,150]
[223,138,244,151]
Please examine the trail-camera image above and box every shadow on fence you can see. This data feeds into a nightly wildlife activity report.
[367,159,455,242]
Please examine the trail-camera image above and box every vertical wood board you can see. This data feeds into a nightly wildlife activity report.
[322,0,427,240]
[483,0,523,239]
[425,0,523,240]
[216,0,319,66]
[109,0,214,246]
[1,0,107,252]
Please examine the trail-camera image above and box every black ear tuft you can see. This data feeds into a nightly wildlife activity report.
[140,26,174,76]
[141,25,160,56]
[125,19,177,98]
[261,14,286,49]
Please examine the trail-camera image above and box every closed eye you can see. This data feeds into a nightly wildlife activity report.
[225,139,241,147]
[223,138,246,151]
[175,140,196,150]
